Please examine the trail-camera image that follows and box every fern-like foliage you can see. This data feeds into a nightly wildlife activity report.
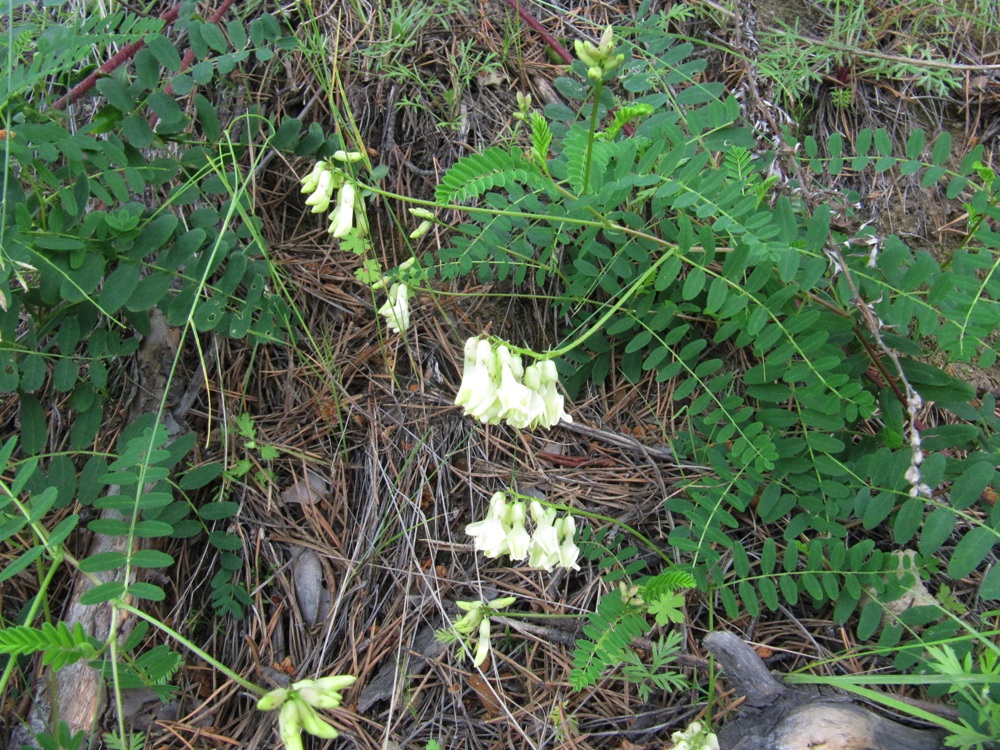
[570,590,648,690]
[619,630,688,702]
[530,111,552,169]
[724,145,753,184]
[0,621,99,670]
[642,569,697,600]
[605,103,654,140]
[434,147,539,204]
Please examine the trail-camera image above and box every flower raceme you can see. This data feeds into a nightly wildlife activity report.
[300,153,369,239]
[454,337,572,429]
[257,674,356,750]
[574,25,625,79]
[465,491,580,571]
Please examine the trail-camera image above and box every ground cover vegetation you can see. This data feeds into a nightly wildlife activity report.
[0,0,998,748]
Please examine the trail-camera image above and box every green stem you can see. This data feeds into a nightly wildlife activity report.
[533,248,676,361]
[582,79,603,194]
[117,602,263,694]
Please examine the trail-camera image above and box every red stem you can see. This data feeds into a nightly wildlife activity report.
[502,0,574,64]
[165,0,238,93]
[52,5,182,110]
[501,0,635,138]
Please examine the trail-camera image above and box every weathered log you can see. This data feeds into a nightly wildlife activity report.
[703,631,946,750]
[17,312,184,741]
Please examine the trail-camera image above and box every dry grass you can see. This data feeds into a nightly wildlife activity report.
[145,0,998,745]
[6,0,999,747]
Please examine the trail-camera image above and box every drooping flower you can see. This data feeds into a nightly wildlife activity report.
[504,500,531,560]
[472,615,492,667]
[328,182,356,237]
[557,515,581,571]
[352,186,370,238]
[465,491,511,558]
[258,674,356,749]
[454,338,500,421]
[527,500,562,571]
[378,283,411,334]
[669,720,720,750]
[535,359,573,426]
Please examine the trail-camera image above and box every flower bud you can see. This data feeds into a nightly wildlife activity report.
[257,687,288,711]
[307,674,357,692]
[298,685,343,710]
[598,26,615,56]
[472,616,491,668]
[409,220,433,239]
[278,700,304,750]
[300,162,328,194]
[296,700,340,739]
[332,149,364,162]
[574,39,601,67]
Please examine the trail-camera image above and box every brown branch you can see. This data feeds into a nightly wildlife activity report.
[502,0,573,64]
[502,0,636,137]
[163,0,238,96]
[51,5,182,110]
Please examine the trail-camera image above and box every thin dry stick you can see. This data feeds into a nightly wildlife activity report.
[824,240,930,499]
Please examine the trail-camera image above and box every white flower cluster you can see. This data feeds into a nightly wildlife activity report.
[300,151,369,239]
[465,492,580,572]
[257,674,356,750]
[669,721,719,750]
[454,337,572,429]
